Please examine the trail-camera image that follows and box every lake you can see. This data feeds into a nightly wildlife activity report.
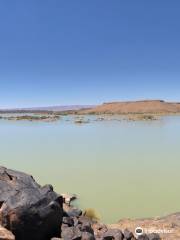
[0,115,180,223]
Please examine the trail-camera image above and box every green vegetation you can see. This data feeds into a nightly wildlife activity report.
[83,208,100,221]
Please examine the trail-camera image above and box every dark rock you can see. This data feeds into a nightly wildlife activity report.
[61,226,82,240]
[123,229,134,239]
[138,234,149,240]
[80,222,94,234]
[81,232,95,240]
[73,217,79,227]
[78,216,93,225]
[67,208,82,218]
[147,233,161,240]
[62,223,70,230]
[92,223,108,238]
[102,229,123,240]
[63,217,74,226]
[0,166,63,240]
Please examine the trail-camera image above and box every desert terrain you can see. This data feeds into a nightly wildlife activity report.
[80,100,180,115]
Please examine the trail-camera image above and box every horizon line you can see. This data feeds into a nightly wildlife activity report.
[1,99,180,110]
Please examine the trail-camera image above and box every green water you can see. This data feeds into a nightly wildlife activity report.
[0,115,180,223]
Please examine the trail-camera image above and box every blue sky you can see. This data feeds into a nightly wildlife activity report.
[0,1,180,108]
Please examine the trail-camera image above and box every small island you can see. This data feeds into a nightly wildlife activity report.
[0,114,61,122]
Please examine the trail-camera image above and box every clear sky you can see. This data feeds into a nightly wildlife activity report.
[0,1,180,108]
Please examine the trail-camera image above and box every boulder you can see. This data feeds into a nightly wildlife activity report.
[137,233,161,240]
[123,229,134,239]
[102,229,123,240]
[66,208,82,218]
[0,225,15,240]
[138,234,149,240]
[80,222,94,235]
[92,223,108,238]
[78,216,93,225]
[61,226,82,240]
[0,167,63,240]
[147,233,161,240]
[81,232,95,240]
[63,217,74,227]
[62,223,70,230]
[73,217,79,227]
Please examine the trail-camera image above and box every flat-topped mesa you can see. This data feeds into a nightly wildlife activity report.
[80,100,180,114]
[103,100,165,104]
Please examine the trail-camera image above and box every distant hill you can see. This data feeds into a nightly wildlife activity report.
[80,100,180,114]
[0,105,95,113]
[1,101,180,114]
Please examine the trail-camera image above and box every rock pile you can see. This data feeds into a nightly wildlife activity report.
[60,194,161,240]
[0,167,161,240]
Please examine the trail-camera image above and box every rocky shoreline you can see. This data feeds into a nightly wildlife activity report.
[0,167,177,240]
[0,114,61,122]
[0,113,164,123]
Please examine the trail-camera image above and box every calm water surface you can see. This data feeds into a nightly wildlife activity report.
[0,115,180,223]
